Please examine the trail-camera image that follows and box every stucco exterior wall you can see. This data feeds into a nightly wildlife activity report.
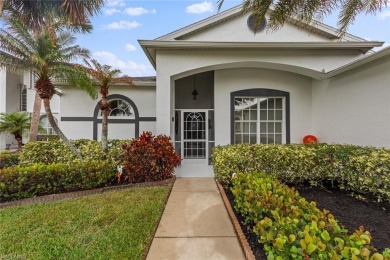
[0,70,26,149]
[183,14,330,42]
[59,85,156,140]
[155,48,364,136]
[214,68,313,145]
[312,55,390,148]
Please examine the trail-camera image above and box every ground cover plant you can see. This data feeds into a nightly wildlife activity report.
[231,172,389,259]
[0,186,170,259]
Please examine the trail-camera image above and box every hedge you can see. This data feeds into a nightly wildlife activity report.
[19,139,128,167]
[0,151,19,169]
[0,161,116,202]
[212,144,390,202]
[232,172,388,259]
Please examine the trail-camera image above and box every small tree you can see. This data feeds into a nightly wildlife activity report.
[80,59,133,152]
[0,112,43,151]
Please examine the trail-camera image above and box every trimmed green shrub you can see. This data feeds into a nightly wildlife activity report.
[213,144,390,202]
[0,161,116,202]
[0,151,19,169]
[232,172,386,259]
[122,131,181,183]
[19,139,128,166]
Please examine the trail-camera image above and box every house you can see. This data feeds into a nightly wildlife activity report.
[4,5,390,177]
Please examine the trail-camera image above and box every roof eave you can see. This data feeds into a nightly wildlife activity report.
[322,46,390,79]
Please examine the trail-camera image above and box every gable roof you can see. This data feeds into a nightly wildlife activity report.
[156,4,366,42]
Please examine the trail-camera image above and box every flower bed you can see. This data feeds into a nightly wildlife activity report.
[213,144,390,202]
[231,172,389,259]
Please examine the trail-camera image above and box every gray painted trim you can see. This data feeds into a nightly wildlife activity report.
[60,95,156,140]
[230,88,290,144]
[61,117,94,121]
[139,117,157,121]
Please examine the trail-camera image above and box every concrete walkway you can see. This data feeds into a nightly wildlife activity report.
[147,178,245,260]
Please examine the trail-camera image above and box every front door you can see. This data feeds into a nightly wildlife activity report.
[182,110,208,165]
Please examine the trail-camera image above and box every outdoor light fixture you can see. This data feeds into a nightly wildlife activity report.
[192,74,198,100]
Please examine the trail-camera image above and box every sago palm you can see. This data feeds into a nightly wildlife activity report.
[0,112,40,151]
[0,16,97,159]
[218,0,387,35]
[80,59,133,152]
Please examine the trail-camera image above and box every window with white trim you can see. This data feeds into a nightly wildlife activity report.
[100,99,134,117]
[20,87,27,111]
[40,115,57,135]
[234,97,285,144]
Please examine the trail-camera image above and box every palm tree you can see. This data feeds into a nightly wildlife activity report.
[1,1,99,143]
[80,59,133,152]
[217,0,388,35]
[0,0,103,32]
[0,112,43,151]
[0,16,97,159]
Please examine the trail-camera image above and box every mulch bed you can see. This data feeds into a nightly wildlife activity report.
[225,185,390,260]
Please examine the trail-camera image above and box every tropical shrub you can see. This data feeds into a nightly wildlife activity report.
[122,132,181,183]
[19,139,128,166]
[0,151,19,169]
[232,172,386,259]
[0,161,116,202]
[212,144,390,201]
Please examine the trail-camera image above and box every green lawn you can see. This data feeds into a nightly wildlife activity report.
[0,186,170,259]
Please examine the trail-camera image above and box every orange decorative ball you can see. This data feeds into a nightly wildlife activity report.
[303,135,318,144]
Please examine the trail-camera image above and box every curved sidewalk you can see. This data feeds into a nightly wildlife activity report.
[146,178,245,260]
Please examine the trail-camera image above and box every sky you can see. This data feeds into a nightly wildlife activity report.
[73,1,389,76]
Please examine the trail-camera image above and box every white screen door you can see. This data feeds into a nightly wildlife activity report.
[182,110,208,165]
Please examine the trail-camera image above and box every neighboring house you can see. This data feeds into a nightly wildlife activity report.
[0,65,61,150]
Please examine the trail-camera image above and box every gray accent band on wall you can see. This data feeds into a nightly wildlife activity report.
[61,94,156,140]
[230,88,290,144]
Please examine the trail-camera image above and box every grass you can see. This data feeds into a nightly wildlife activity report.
[0,186,170,259]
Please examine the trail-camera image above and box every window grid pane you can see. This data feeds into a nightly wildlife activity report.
[235,97,283,144]
[234,98,258,144]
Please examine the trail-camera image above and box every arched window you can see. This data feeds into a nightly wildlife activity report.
[100,99,134,117]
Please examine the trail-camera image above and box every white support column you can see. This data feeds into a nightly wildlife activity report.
[155,73,172,136]
[0,69,7,150]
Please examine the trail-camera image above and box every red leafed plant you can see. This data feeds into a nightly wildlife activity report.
[122,131,181,183]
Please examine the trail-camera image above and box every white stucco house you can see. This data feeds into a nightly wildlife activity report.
[2,5,390,176]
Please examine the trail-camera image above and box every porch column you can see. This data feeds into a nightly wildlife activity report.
[0,69,7,150]
[155,73,172,136]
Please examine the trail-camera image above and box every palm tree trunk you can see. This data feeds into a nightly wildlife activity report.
[29,91,42,142]
[42,98,83,160]
[14,133,23,152]
[0,0,4,16]
[101,108,109,152]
